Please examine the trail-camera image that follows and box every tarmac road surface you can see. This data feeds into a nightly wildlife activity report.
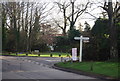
[1,56,108,81]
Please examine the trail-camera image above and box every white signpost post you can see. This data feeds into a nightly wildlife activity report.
[74,36,89,62]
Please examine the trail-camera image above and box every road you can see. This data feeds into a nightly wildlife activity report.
[1,56,107,81]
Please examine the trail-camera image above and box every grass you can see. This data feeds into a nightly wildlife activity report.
[56,61,119,78]
[2,52,71,57]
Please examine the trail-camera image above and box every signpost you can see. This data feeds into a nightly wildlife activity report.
[74,36,89,62]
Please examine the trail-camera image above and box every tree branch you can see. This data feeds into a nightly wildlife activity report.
[74,2,89,24]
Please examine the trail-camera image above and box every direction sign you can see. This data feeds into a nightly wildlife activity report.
[74,36,89,62]
[74,37,89,40]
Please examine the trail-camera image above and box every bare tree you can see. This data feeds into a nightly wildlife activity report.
[2,1,56,52]
[4,2,23,52]
[28,2,53,52]
[2,3,7,50]
[54,0,90,35]
[27,3,34,52]
[54,1,70,36]
[67,0,90,30]
[100,0,120,58]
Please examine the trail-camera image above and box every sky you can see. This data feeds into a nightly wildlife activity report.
[1,0,120,31]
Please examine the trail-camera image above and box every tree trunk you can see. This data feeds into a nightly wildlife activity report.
[70,2,74,30]
[2,4,7,51]
[28,4,33,53]
[63,8,67,36]
[108,2,118,59]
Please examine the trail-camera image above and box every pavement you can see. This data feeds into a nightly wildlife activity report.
[1,56,116,81]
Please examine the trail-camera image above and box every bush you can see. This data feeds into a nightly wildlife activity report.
[54,36,71,52]
[68,29,81,41]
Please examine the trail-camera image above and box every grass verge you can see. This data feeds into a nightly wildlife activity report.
[56,61,119,78]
